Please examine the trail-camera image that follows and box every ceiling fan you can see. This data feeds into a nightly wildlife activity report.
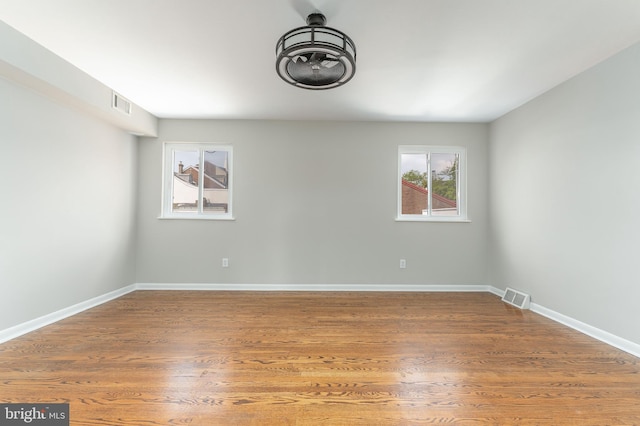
[275,12,356,90]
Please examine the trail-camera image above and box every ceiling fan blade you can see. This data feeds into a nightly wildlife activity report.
[309,53,340,67]
[321,60,340,68]
[292,54,311,63]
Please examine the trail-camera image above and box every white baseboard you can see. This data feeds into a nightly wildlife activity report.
[530,302,640,358]
[2,283,638,359]
[0,284,136,344]
[487,286,505,297]
[136,283,494,292]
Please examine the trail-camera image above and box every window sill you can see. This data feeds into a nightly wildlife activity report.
[395,216,471,223]
[158,215,235,221]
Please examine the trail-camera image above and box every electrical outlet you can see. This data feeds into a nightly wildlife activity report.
[222,258,229,268]
[400,259,406,269]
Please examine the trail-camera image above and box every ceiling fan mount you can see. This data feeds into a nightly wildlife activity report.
[275,13,356,90]
[305,12,326,26]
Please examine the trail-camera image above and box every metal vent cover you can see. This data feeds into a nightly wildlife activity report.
[502,287,530,309]
[112,91,132,115]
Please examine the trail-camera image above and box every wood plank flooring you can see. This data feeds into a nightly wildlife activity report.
[1,291,639,425]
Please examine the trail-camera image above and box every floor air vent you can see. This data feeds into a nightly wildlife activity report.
[502,287,530,309]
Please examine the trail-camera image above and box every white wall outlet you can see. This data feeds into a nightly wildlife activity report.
[399,259,406,269]
[222,258,229,268]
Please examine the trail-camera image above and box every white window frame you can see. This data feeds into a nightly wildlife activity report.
[161,142,234,220]
[397,145,468,222]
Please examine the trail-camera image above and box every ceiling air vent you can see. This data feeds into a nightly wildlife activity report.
[502,287,530,309]
[112,91,132,116]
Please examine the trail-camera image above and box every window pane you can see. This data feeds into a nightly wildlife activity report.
[172,150,199,213]
[401,153,428,215]
[202,150,229,214]
[431,153,458,216]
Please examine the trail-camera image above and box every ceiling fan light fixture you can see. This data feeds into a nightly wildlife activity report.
[276,13,356,90]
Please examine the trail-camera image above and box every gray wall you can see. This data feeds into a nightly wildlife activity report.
[136,120,489,286]
[3,33,640,349]
[489,43,640,344]
[0,77,138,330]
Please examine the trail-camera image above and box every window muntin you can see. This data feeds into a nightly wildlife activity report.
[162,143,233,220]
[398,145,467,222]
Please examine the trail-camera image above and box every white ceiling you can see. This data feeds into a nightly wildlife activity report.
[2,0,640,122]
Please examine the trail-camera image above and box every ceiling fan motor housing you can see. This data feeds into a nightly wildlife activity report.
[276,13,356,90]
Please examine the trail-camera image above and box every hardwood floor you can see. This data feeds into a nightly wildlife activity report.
[1,291,639,425]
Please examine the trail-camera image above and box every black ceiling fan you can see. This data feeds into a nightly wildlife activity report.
[275,13,356,90]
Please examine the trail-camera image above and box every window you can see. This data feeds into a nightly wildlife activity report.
[397,145,467,222]
[162,142,233,220]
